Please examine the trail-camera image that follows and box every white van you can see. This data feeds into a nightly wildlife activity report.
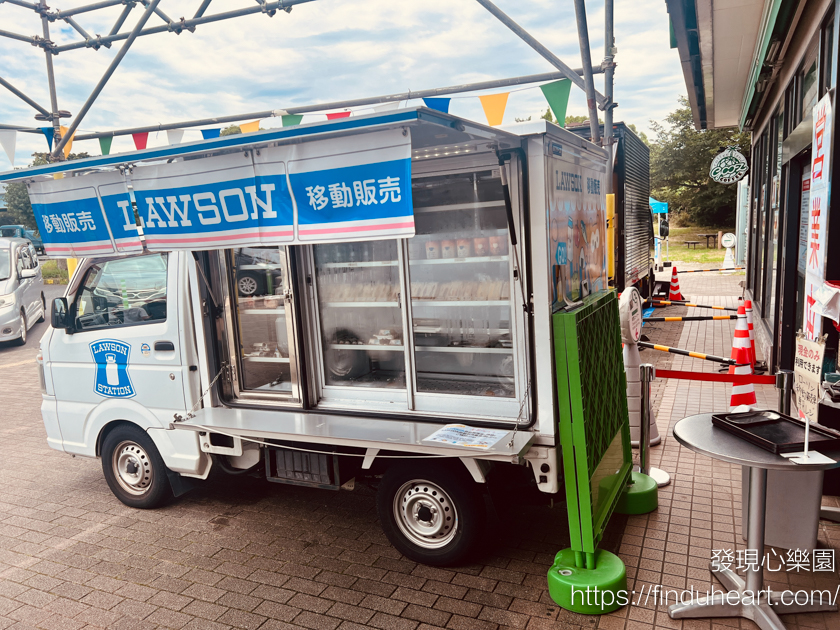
[29,110,623,566]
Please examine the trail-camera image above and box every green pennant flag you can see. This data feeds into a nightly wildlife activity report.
[99,136,113,156]
[282,114,303,127]
[540,80,572,127]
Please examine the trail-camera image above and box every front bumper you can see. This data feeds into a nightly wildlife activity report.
[0,308,22,340]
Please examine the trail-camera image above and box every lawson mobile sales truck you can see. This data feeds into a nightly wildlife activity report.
[1,109,634,578]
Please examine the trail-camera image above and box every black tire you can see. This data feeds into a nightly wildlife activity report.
[237,272,263,297]
[376,461,485,566]
[101,424,173,509]
[14,310,26,346]
[37,294,45,323]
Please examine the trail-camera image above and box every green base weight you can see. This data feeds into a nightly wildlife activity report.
[613,471,658,514]
[547,548,627,614]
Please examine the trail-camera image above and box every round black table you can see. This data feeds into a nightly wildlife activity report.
[669,413,840,630]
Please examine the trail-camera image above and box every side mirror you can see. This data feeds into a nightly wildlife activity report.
[51,297,69,330]
[19,268,36,279]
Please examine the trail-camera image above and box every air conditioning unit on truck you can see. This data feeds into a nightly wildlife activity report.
[5,109,632,567]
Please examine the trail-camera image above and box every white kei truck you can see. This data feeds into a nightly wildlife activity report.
[6,108,624,566]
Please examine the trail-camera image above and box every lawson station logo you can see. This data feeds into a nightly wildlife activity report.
[90,340,135,398]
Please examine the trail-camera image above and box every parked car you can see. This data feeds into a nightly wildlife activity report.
[0,225,45,255]
[0,238,45,345]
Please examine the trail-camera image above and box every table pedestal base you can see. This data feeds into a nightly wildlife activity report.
[669,562,837,630]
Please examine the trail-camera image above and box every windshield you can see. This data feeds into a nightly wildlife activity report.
[0,250,10,281]
[0,228,17,238]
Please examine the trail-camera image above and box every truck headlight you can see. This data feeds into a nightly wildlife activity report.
[0,294,15,311]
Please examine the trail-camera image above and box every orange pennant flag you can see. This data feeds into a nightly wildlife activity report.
[240,120,260,133]
[479,93,510,126]
[59,125,75,158]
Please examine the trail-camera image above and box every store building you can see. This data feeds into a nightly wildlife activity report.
[668,0,839,372]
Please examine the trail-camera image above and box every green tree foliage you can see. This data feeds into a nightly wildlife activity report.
[650,97,749,225]
[4,152,90,230]
[221,124,242,136]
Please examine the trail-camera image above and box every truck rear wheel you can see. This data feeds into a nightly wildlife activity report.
[101,425,172,509]
[376,462,485,566]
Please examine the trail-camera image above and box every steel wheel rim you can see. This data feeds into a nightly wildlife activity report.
[393,480,458,549]
[112,440,153,496]
[238,276,258,295]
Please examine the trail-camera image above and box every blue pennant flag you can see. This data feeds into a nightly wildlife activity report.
[39,126,54,150]
[201,128,221,139]
[423,98,451,113]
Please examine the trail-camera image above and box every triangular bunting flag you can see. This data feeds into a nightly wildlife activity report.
[240,120,260,133]
[423,98,450,113]
[40,126,54,150]
[540,80,572,127]
[99,136,113,156]
[59,125,75,158]
[132,132,148,150]
[326,111,351,120]
[373,101,401,112]
[166,129,185,145]
[201,128,221,139]
[479,93,510,126]
[282,114,304,127]
[0,130,16,166]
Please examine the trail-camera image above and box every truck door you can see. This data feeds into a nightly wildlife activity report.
[48,252,188,454]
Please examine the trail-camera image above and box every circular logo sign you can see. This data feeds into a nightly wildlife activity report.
[721,233,736,248]
[619,287,643,344]
[710,148,749,184]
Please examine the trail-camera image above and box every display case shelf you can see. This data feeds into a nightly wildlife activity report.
[243,356,290,363]
[411,256,509,266]
[323,301,400,308]
[241,308,285,315]
[414,346,512,354]
[320,260,398,269]
[413,200,505,214]
[411,300,510,307]
[329,344,404,351]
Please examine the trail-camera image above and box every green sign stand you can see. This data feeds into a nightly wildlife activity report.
[547,292,634,614]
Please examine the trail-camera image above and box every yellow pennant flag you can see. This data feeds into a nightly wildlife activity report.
[240,120,260,133]
[59,125,75,158]
[479,93,510,126]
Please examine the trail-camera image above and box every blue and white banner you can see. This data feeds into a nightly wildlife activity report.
[26,128,414,255]
[28,172,133,257]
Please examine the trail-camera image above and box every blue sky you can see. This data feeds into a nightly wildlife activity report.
[0,0,686,170]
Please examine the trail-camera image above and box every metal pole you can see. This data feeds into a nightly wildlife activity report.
[639,364,652,475]
[39,0,63,159]
[0,29,43,45]
[603,0,615,188]
[52,0,125,18]
[474,0,607,108]
[71,67,603,141]
[193,0,214,18]
[745,467,767,594]
[572,0,601,144]
[108,3,136,36]
[52,0,162,158]
[776,369,793,415]
[0,77,52,117]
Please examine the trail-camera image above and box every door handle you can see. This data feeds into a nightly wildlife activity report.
[154,341,175,351]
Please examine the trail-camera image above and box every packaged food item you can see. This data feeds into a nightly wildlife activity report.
[473,237,489,256]
[456,239,472,258]
[408,239,425,260]
[489,236,508,256]
[425,241,440,259]
[440,240,456,258]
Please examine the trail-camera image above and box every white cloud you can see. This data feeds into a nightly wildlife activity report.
[0,0,686,170]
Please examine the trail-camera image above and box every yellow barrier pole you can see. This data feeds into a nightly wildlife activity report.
[606,193,615,283]
[66,258,78,282]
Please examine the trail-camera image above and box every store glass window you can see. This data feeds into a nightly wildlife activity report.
[801,56,819,118]
[408,170,515,398]
[764,112,784,323]
[230,247,296,394]
[313,240,406,389]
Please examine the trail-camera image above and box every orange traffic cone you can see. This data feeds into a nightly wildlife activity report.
[729,346,757,410]
[729,305,752,368]
[744,300,758,366]
[669,267,683,301]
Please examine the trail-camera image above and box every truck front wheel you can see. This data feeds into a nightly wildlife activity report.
[101,425,172,509]
[376,462,485,566]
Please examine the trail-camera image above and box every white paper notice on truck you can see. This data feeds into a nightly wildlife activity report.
[422,424,511,449]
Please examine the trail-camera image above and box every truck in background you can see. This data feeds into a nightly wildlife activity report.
[567,122,654,297]
[0,225,45,255]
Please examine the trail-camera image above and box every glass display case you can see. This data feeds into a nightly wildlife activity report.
[226,246,298,399]
[313,240,407,391]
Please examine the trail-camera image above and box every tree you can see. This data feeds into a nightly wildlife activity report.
[221,124,242,136]
[4,152,90,230]
[649,96,749,226]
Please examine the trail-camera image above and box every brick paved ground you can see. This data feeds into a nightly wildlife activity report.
[2,274,838,630]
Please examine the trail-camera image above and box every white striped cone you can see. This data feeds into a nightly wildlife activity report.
[729,305,751,367]
[669,266,683,300]
[729,346,757,409]
[744,299,758,366]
